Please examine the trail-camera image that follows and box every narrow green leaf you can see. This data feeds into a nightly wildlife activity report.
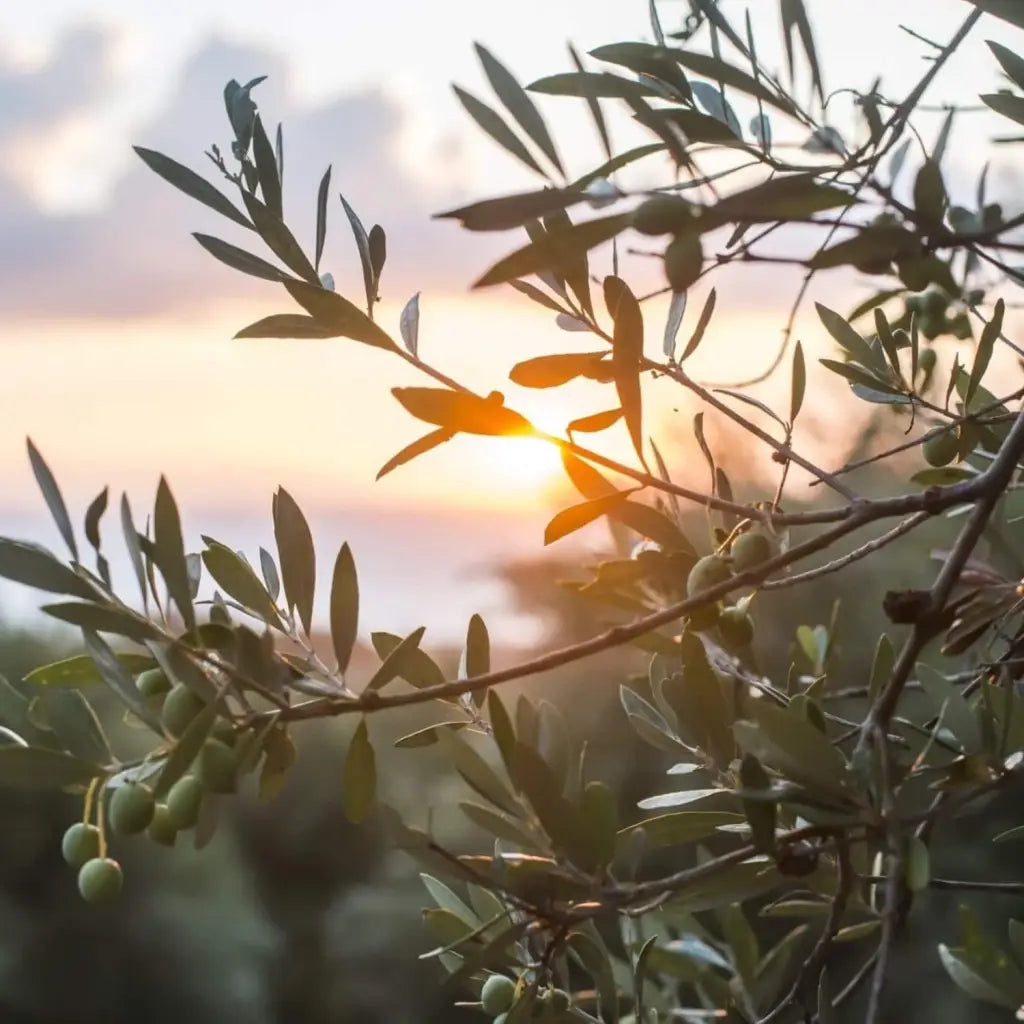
[201,541,282,627]
[365,626,428,692]
[567,44,612,160]
[242,192,319,283]
[120,494,148,609]
[42,602,159,643]
[392,388,534,437]
[339,193,377,313]
[437,728,519,816]
[918,665,982,752]
[453,84,545,176]
[605,275,645,464]
[529,70,661,101]
[618,810,741,848]
[283,280,397,350]
[234,313,339,339]
[193,233,290,282]
[251,114,282,218]
[24,652,153,688]
[376,428,455,480]
[509,351,607,388]
[544,492,628,545]
[314,165,331,271]
[989,41,1024,91]
[82,630,164,731]
[343,717,376,823]
[982,92,1024,129]
[568,408,622,434]
[133,146,251,229]
[0,746,103,789]
[41,689,112,764]
[154,477,196,632]
[816,303,882,369]
[679,288,716,362]
[789,341,806,423]
[437,188,584,232]
[474,213,632,289]
[26,440,77,560]
[913,159,948,224]
[781,0,824,103]
[966,298,1004,408]
[273,487,316,636]
[0,538,96,599]
[476,44,563,176]
[330,542,359,674]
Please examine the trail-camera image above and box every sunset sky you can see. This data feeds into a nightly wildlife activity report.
[0,0,1021,639]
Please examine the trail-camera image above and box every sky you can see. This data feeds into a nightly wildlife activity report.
[0,0,1022,639]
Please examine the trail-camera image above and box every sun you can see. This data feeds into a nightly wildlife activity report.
[489,435,565,494]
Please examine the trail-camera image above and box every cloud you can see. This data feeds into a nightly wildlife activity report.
[0,32,507,321]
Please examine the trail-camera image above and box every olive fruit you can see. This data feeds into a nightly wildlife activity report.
[632,196,697,236]
[108,782,156,835]
[147,804,178,847]
[61,822,100,868]
[166,775,204,830]
[664,233,704,293]
[161,684,205,737]
[481,975,517,1016]
[198,739,239,794]
[718,606,755,648]
[923,428,959,467]
[549,990,571,1013]
[78,857,123,903]
[918,348,937,375]
[136,668,171,699]
[686,601,722,632]
[687,555,731,597]
[212,719,237,747]
[731,531,774,572]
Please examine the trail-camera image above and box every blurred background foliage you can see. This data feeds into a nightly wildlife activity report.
[1,413,1022,1023]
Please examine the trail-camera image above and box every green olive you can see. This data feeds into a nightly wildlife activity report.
[687,555,732,598]
[136,668,171,699]
[631,195,697,236]
[61,822,101,868]
[923,427,959,467]
[165,775,204,831]
[78,857,123,903]
[718,606,755,648]
[146,804,178,847]
[108,782,156,835]
[549,989,571,1013]
[918,348,937,375]
[161,684,205,737]
[663,233,704,293]
[730,531,774,572]
[197,739,238,794]
[481,975,517,1016]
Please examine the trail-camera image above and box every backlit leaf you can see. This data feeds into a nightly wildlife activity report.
[26,440,77,560]
[133,146,251,229]
[392,388,535,436]
[453,84,545,177]
[509,351,607,388]
[154,477,196,631]
[0,539,96,599]
[283,280,398,350]
[314,165,331,270]
[201,541,282,627]
[343,717,376,823]
[605,275,645,463]
[330,543,359,674]
[234,313,339,339]
[193,234,290,281]
[376,428,455,480]
[0,746,102,790]
[400,292,421,356]
[273,487,316,636]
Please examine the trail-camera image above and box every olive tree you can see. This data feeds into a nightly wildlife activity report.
[4,1,1024,1020]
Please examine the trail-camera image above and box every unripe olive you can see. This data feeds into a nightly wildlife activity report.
[718,606,755,648]
[549,989,571,1013]
[922,287,948,315]
[918,348,937,375]
[61,822,100,868]
[212,719,237,747]
[632,196,698,236]
[147,804,178,847]
[663,233,704,294]
[78,857,123,903]
[923,428,959,467]
[687,601,722,632]
[198,739,238,794]
[136,668,171,699]
[687,555,731,597]
[108,782,156,835]
[731,531,774,572]
[166,775,204,830]
[481,975,517,1016]
[920,314,945,340]
[161,684,205,737]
